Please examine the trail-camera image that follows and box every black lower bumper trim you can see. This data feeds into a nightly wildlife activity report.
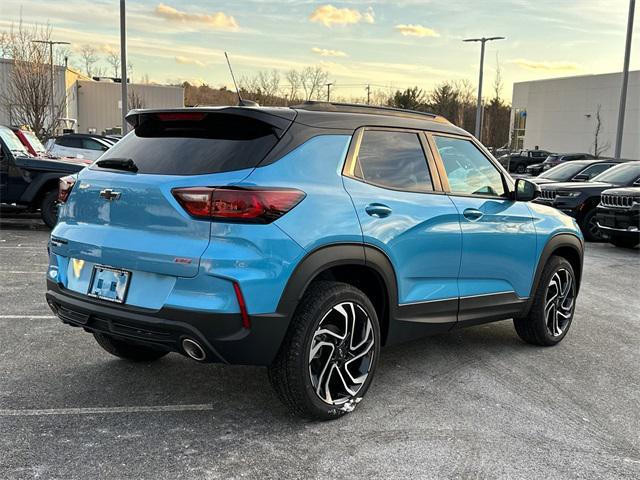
[46,281,290,366]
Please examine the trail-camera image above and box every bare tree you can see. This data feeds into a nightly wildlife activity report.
[1,20,66,138]
[258,69,280,100]
[79,45,97,77]
[0,31,12,58]
[285,69,301,103]
[592,104,611,158]
[301,66,328,101]
[128,89,145,109]
[106,49,120,77]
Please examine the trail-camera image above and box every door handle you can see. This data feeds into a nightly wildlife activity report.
[365,203,392,218]
[463,208,484,221]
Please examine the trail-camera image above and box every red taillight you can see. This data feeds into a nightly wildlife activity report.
[233,282,250,329]
[58,175,76,203]
[156,112,206,122]
[172,187,305,223]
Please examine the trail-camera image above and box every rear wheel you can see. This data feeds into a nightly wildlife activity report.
[93,333,169,362]
[268,281,380,420]
[608,235,639,249]
[515,163,526,174]
[514,256,577,346]
[40,189,59,229]
[581,208,604,242]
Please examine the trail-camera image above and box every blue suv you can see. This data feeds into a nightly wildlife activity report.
[46,102,584,420]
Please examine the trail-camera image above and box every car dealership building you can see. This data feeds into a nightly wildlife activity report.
[510,70,639,159]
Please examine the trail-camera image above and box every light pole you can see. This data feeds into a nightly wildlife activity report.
[614,0,635,159]
[326,83,333,102]
[32,39,70,133]
[120,0,128,135]
[464,36,505,139]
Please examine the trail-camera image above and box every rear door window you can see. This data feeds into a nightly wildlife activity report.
[353,130,434,192]
[94,113,280,175]
[57,137,83,148]
[82,138,108,151]
[579,163,613,179]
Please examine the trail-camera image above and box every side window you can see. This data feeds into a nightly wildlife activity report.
[433,136,506,197]
[82,138,107,151]
[580,164,611,179]
[58,137,82,148]
[354,130,433,192]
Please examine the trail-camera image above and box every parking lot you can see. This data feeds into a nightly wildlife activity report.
[0,212,638,480]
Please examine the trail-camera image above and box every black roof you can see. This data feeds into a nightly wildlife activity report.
[127,103,467,136]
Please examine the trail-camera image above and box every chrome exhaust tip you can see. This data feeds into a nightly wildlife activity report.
[182,338,206,361]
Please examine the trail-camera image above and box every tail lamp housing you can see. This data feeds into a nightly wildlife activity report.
[172,187,305,224]
[58,175,77,203]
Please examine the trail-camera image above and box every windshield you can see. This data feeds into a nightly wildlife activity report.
[591,162,640,185]
[0,126,29,154]
[22,130,46,153]
[543,154,561,163]
[539,162,588,180]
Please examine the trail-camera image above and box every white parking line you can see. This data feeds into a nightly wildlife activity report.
[0,271,46,274]
[0,404,215,416]
[0,315,55,319]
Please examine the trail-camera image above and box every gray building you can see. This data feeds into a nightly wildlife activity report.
[0,58,184,136]
[511,71,639,159]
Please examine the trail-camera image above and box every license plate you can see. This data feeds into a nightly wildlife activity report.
[600,216,615,227]
[87,266,131,303]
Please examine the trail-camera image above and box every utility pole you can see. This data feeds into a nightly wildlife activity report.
[463,36,505,139]
[366,84,371,105]
[32,39,70,134]
[614,0,635,159]
[326,83,333,102]
[120,0,128,135]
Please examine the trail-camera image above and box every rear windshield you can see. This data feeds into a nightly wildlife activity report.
[94,113,279,175]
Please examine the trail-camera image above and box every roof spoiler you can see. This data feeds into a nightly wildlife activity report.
[125,107,297,138]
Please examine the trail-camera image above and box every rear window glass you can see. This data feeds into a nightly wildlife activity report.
[94,113,279,175]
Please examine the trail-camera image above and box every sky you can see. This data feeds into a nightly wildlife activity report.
[1,0,638,101]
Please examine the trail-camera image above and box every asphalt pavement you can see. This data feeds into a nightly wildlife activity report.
[1,212,638,479]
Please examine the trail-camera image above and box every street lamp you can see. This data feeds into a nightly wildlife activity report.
[614,0,635,159]
[32,39,70,133]
[463,36,505,139]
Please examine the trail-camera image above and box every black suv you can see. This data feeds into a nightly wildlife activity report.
[596,187,640,248]
[531,160,624,186]
[526,153,595,176]
[498,149,551,174]
[536,162,640,241]
[0,125,84,227]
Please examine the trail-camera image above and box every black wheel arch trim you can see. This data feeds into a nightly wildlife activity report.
[523,232,584,316]
[19,172,62,204]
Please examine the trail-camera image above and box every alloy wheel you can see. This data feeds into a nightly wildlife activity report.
[587,214,603,240]
[545,268,575,337]
[308,302,375,405]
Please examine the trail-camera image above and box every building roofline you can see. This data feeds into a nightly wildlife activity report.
[513,69,640,86]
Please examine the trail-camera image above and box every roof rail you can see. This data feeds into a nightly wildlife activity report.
[292,101,443,122]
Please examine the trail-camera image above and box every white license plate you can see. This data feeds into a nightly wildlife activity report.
[87,266,131,303]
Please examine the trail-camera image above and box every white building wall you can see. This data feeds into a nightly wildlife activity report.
[512,71,639,159]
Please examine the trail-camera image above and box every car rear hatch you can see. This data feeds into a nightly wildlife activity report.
[52,108,296,280]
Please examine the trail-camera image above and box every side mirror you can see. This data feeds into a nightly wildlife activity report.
[573,174,589,182]
[513,178,540,202]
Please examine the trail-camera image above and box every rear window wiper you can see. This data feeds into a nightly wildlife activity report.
[96,157,138,172]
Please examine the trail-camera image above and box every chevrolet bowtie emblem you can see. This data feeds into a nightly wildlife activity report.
[100,189,121,201]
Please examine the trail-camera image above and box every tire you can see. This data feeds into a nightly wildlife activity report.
[608,235,639,249]
[40,189,59,229]
[93,332,169,362]
[581,208,604,242]
[515,163,526,174]
[514,256,577,346]
[268,281,381,420]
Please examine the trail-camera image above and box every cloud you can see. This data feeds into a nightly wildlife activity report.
[154,3,239,31]
[311,47,348,57]
[309,5,375,27]
[175,56,206,67]
[394,24,440,38]
[512,58,580,72]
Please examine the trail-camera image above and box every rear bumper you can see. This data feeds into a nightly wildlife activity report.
[46,280,289,366]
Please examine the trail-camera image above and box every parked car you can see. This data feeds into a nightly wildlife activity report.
[596,187,640,249]
[531,159,625,186]
[536,161,640,241]
[527,153,595,176]
[46,133,113,161]
[498,149,552,174]
[46,103,584,420]
[0,125,85,227]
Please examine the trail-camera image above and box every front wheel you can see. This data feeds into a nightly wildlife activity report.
[581,208,604,242]
[268,281,380,420]
[40,189,59,229]
[515,163,526,174]
[514,256,577,346]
